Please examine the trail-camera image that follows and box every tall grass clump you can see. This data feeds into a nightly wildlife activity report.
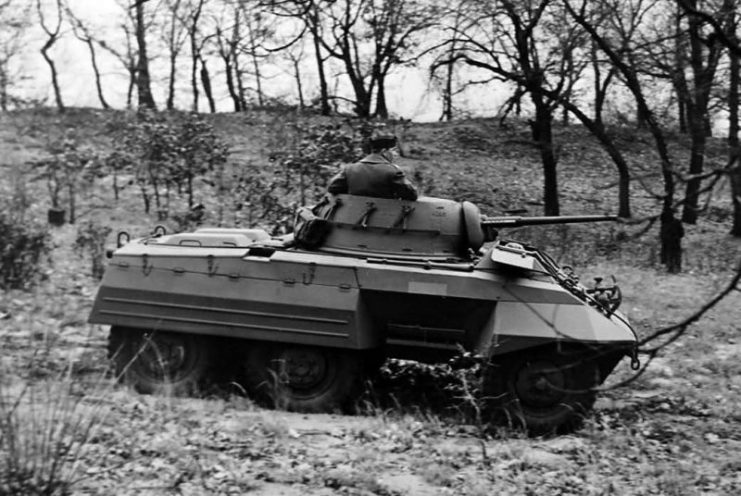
[0,365,109,495]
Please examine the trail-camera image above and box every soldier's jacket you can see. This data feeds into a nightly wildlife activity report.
[327,153,418,201]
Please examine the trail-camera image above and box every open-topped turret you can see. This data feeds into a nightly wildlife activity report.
[305,194,485,260]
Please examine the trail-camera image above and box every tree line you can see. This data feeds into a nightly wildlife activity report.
[2,0,741,272]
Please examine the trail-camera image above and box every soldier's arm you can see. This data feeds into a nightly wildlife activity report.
[327,168,348,194]
[391,170,418,201]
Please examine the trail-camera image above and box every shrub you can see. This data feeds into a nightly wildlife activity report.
[264,119,367,213]
[0,213,49,291]
[111,111,229,219]
[74,221,112,280]
[29,138,101,224]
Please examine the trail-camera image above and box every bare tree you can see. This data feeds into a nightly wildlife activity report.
[365,0,436,118]
[430,11,462,121]
[215,10,244,111]
[265,0,332,114]
[321,0,434,118]
[133,0,156,109]
[675,0,734,224]
[565,0,683,271]
[436,0,588,216]
[161,0,189,109]
[200,56,216,112]
[270,0,433,118]
[674,0,741,235]
[185,0,206,111]
[306,2,331,115]
[36,0,64,112]
[239,2,275,107]
[273,25,309,110]
[64,2,110,109]
[97,24,139,108]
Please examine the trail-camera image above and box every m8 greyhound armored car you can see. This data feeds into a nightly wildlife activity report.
[89,194,637,434]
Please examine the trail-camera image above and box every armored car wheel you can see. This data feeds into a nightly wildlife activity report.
[482,347,598,435]
[109,327,212,396]
[243,343,365,413]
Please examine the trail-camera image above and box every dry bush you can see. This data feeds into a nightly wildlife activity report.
[0,190,49,291]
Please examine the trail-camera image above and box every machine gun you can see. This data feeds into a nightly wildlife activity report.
[480,214,617,241]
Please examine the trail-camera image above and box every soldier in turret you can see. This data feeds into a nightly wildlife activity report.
[327,135,418,201]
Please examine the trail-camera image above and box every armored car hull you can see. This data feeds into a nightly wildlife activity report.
[90,195,637,434]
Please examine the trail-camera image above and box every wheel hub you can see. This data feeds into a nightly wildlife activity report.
[141,334,188,378]
[280,349,328,391]
[514,360,567,408]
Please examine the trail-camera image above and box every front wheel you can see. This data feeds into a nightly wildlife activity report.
[481,346,599,435]
[109,327,213,396]
[243,343,365,413]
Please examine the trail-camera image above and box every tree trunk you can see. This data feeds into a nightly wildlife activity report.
[190,35,199,111]
[681,118,706,224]
[40,42,64,112]
[249,31,264,107]
[344,54,371,118]
[293,58,305,110]
[126,67,136,108]
[85,39,109,109]
[530,99,559,216]
[189,1,205,112]
[731,159,741,236]
[187,172,194,210]
[223,52,241,112]
[0,68,7,111]
[139,182,150,214]
[134,0,156,109]
[235,55,247,110]
[200,59,216,113]
[681,3,712,225]
[729,11,741,236]
[37,0,64,112]
[591,40,602,127]
[660,211,684,273]
[232,8,247,111]
[374,75,388,118]
[67,183,76,224]
[674,5,687,134]
[311,29,331,116]
[440,40,456,121]
[441,61,453,121]
[166,51,177,110]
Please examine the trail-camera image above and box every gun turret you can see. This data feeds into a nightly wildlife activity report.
[481,214,617,241]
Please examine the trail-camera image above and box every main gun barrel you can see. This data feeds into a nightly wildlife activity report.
[481,214,617,229]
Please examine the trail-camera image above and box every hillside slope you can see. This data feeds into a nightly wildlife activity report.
[0,108,739,495]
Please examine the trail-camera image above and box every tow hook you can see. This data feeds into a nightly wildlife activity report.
[630,347,641,370]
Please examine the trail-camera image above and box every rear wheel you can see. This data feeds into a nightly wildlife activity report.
[109,327,212,396]
[482,346,599,435]
[243,343,365,413]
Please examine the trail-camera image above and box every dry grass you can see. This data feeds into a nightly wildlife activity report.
[0,366,111,495]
